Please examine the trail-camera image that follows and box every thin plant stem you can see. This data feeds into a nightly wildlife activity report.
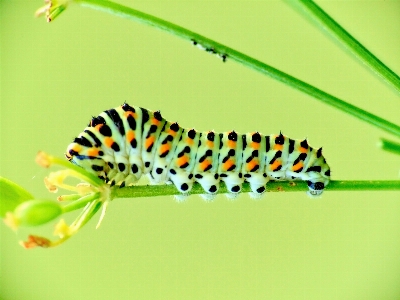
[62,192,101,213]
[292,0,400,94]
[73,0,400,138]
[379,138,400,156]
[110,180,400,199]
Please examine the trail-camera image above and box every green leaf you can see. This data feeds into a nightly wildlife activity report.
[0,177,34,218]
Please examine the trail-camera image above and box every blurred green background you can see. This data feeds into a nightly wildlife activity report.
[1,1,399,299]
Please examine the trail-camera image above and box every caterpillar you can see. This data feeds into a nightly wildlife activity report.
[65,103,330,198]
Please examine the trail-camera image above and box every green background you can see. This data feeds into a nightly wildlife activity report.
[1,1,399,299]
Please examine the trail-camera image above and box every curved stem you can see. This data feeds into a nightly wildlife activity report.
[111,180,400,199]
[73,0,400,138]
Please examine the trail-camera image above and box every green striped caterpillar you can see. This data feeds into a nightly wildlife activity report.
[66,103,330,199]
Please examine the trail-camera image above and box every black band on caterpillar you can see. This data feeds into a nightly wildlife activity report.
[66,103,330,198]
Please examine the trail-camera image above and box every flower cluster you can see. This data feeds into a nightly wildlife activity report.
[2,152,110,248]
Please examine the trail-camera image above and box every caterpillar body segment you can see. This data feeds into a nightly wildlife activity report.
[66,103,331,197]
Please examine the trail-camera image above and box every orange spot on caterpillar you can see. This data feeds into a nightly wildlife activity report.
[124,111,136,118]
[273,144,283,151]
[177,155,189,168]
[227,140,236,148]
[250,142,260,150]
[88,148,99,157]
[269,159,281,171]
[104,137,114,148]
[223,159,235,172]
[159,144,170,155]
[72,145,82,153]
[206,140,214,148]
[292,162,303,171]
[247,159,258,172]
[95,124,102,131]
[200,159,211,171]
[167,129,177,136]
[298,147,308,153]
[126,130,135,142]
[151,117,160,125]
[145,136,155,150]
[186,138,194,146]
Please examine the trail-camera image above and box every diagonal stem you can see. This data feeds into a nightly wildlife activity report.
[292,0,400,94]
[74,0,400,138]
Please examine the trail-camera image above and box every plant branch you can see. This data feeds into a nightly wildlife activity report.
[110,180,400,199]
[71,0,400,138]
[379,138,400,156]
[291,0,400,94]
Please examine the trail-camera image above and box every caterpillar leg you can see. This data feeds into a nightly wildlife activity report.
[307,180,326,196]
[249,192,264,199]
[225,192,240,199]
[224,182,242,194]
[174,194,189,202]
[127,157,143,184]
[305,172,329,196]
[221,172,244,194]
[106,161,130,186]
[248,183,267,199]
[169,171,195,194]
[246,174,268,198]
[195,173,220,195]
[286,167,330,196]
[107,164,140,187]
[220,173,244,198]
[123,174,139,186]
[199,193,217,202]
[109,172,126,186]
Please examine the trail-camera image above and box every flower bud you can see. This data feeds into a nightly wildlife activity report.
[13,199,63,227]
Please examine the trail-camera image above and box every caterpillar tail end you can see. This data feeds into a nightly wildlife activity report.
[306,180,328,198]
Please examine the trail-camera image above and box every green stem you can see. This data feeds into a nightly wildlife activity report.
[73,0,400,138]
[62,192,101,213]
[50,155,104,187]
[326,180,400,191]
[292,0,400,94]
[111,180,400,199]
[379,138,400,155]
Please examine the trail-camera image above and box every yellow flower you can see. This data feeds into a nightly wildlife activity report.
[54,219,72,238]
